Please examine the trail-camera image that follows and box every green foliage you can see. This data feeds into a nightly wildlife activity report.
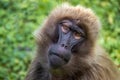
[0,0,119,79]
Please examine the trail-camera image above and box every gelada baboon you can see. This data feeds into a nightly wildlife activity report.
[25,4,120,80]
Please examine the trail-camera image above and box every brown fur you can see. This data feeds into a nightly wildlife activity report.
[25,4,120,80]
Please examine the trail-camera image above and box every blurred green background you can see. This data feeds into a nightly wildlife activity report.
[0,0,120,80]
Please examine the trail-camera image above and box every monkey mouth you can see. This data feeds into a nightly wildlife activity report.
[52,52,69,63]
[49,53,68,69]
[49,48,69,63]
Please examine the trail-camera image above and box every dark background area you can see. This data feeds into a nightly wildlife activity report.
[0,0,120,80]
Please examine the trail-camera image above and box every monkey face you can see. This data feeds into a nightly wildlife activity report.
[48,19,86,69]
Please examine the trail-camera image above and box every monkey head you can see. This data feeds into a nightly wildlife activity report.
[35,4,101,69]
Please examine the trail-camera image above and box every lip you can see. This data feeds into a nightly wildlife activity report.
[50,52,68,63]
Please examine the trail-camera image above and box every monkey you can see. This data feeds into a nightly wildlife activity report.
[25,4,120,80]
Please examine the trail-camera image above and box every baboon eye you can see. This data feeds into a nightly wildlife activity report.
[61,23,70,33]
[73,31,81,39]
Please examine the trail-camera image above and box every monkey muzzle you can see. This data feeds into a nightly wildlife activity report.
[48,44,71,69]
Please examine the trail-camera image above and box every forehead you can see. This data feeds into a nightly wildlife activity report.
[60,18,81,25]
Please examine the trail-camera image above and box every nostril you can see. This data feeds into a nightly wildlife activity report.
[61,44,68,49]
[61,44,64,47]
[65,45,68,48]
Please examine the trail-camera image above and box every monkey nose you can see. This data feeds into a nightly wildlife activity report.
[61,43,69,49]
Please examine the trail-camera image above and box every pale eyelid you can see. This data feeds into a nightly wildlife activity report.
[61,25,70,33]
